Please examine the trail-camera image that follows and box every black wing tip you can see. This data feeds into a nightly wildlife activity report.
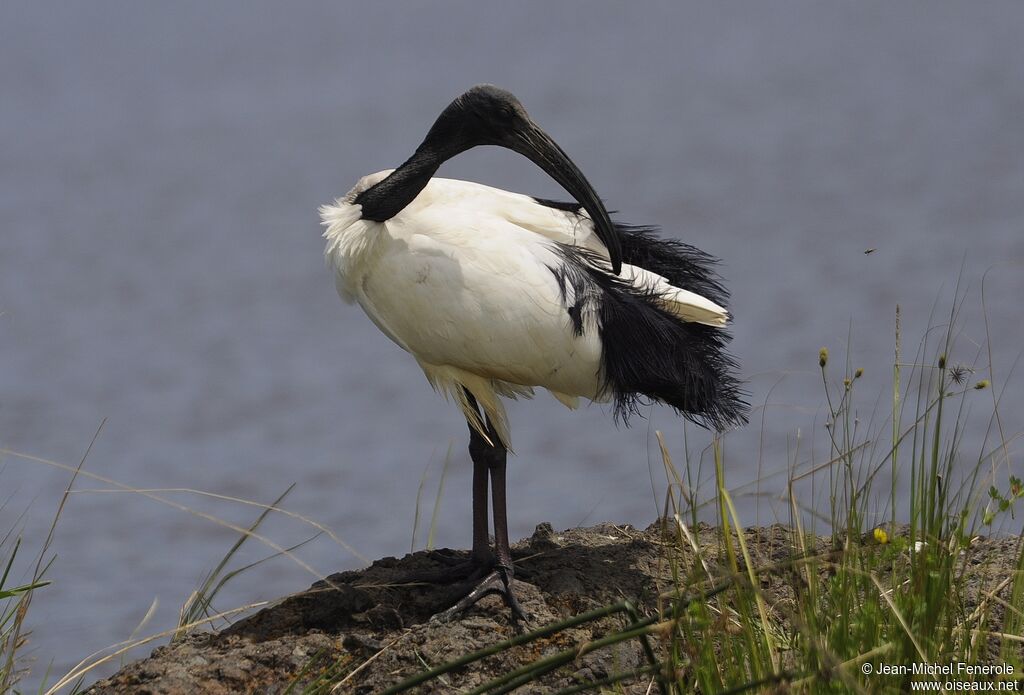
[611,372,751,432]
[608,326,750,432]
[616,225,731,310]
[548,244,748,432]
[531,199,731,307]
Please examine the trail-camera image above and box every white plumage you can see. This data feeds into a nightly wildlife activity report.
[322,173,728,448]
[321,85,745,622]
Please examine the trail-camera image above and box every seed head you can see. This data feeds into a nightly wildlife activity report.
[938,354,946,369]
[854,368,864,379]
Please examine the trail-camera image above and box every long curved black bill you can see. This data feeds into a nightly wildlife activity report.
[510,124,622,275]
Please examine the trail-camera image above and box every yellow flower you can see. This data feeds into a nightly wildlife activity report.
[873,527,889,545]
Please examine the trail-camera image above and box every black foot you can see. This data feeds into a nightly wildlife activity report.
[430,565,531,629]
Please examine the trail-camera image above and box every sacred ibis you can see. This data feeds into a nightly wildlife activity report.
[321,85,747,621]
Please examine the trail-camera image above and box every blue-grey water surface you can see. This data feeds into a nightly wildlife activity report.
[2,2,1023,688]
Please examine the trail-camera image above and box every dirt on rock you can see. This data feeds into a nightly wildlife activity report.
[83,521,1022,694]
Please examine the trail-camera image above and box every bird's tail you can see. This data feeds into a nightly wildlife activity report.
[551,241,749,431]
[597,275,749,430]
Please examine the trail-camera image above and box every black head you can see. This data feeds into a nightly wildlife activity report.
[421,85,534,154]
[421,85,622,273]
[356,85,622,273]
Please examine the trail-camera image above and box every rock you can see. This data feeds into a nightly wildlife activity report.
[530,521,560,550]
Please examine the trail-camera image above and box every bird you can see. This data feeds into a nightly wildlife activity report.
[321,84,747,622]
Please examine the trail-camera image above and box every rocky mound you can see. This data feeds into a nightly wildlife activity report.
[83,521,1021,694]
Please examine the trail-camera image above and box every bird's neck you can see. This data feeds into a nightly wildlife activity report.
[355,146,445,221]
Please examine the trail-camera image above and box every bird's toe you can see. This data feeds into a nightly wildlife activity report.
[428,567,532,628]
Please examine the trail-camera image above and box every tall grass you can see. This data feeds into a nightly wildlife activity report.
[1,538,53,692]
[1,423,98,694]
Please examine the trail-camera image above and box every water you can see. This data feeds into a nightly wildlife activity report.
[2,1,1022,688]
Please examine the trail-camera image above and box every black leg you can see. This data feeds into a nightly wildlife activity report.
[482,424,528,622]
[432,398,529,626]
[467,402,495,567]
